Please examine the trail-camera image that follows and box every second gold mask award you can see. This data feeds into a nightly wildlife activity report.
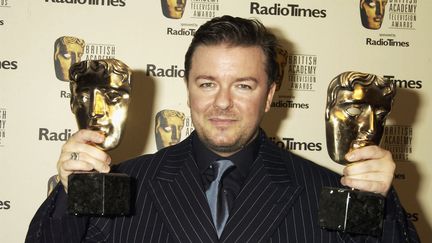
[318,71,396,236]
[67,59,132,216]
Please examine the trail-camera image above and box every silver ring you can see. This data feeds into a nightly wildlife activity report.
[70,152,79,161]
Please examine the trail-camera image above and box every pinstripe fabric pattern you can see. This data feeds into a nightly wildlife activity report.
[25,130,419,243]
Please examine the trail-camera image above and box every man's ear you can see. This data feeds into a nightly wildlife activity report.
[265,82,276,112]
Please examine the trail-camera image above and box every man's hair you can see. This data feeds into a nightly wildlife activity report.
[325,71,396,120]
[184,15,279,87]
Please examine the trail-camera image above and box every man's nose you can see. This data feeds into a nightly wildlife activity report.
[214,87,233,110]
[91,90,106,118]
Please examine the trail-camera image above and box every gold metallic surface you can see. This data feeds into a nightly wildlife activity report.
[274,47,288,91]
[325,71,395,164]
[161,0,187,19]
[155,109,185,150]
[54,36,85,81]
[360,0,388,30]
[69,59,132,150]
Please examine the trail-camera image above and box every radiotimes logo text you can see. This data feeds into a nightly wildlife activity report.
[384,75,422,89]
[0,200,11,210]
[0,0,11,7]
[250,2,326,18]
[39,128,72,141]
[44,0,126,7]
[270,137,322,152]
[366,38,409,47]
[146,64,185,78]
[0,59,18,70]
[271,99,309,109]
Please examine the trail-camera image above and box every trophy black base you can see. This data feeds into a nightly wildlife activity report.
[318,187,385,237]
[68,173,131,216]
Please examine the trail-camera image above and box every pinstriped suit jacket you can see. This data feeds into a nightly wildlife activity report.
[26,131,419,243]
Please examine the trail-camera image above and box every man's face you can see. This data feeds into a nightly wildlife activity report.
[187,44,276,157]
[155,112,185,150]
[162,0,186,19]
[360,0,388,30]
[54,42,84,81]
[71,79,130,150]
[326,83,392,164]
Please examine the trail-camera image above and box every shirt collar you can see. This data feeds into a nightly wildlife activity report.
[192,131,260,180]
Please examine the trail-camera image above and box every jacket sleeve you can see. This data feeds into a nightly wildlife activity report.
[25,183,90,243]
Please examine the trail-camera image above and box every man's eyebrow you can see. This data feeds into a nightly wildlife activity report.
[195,75,215,81]
[236,77,258,83]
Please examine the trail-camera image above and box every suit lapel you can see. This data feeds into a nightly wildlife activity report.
[221,138,303,242]
[148,139,219,243]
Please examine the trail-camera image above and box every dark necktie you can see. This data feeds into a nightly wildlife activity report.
[205,159,234,238]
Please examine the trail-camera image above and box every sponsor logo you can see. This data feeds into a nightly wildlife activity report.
[84,43,116,60]
[184,116,195,136]
[0,0,11,7]
[287,54,317,91]
[0,108,6,147]
[38,128,72,141]
[60,90,71,98]
[381,125,413,162]
[190,0,220,19]
[388,0,417,30]
[161,0,187,19]
[250,2,327,18]
[270,137,322,151]
[167,27,196,36]
[384,75,422,89]
[0,59,18,70]
[44,0,126,7]
[365,37,409,47]
[406,212,419,222]
[0,200,11,210]
[146,64,185,78]
[0,20,4,25]
[271,99,310,109]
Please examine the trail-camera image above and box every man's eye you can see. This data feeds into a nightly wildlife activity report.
[345,106,362,116]
[199,82,215,88]
[237,84,252,90]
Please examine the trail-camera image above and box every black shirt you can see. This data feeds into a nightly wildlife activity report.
[192,132,260,211]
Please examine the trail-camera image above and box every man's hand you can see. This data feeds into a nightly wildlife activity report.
[56,129,111,192]
[341,145,395,196]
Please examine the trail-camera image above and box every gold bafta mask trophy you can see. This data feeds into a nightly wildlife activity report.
[318,71,396,236]
[67,59,132,216]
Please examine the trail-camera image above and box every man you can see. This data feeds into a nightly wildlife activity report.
[54,36,85,81]
[155,109,186,150]
[26,16,418,242]
[360,0,388,30]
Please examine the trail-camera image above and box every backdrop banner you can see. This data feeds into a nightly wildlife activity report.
[0,0,430,242]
